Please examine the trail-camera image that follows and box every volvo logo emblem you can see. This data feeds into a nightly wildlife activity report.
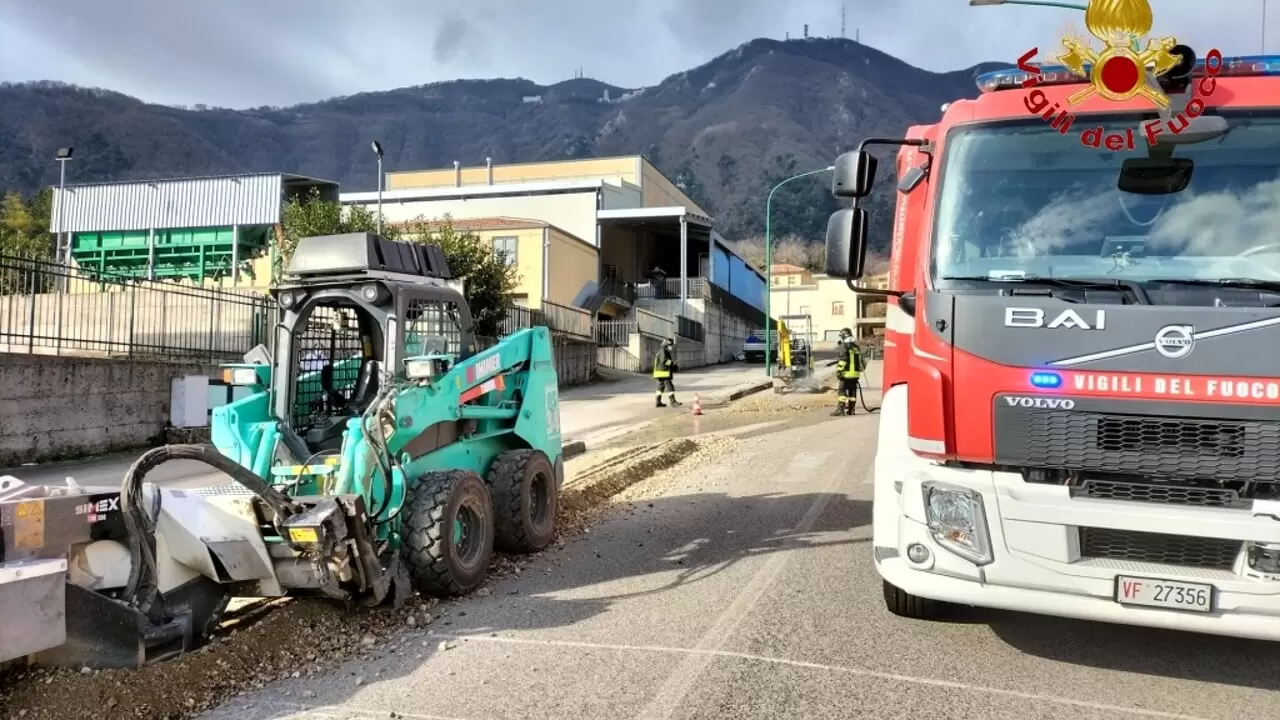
[1003,396,1075,410]
[1154,325,1194,359]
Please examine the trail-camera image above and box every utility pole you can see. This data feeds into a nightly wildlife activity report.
[841,3,846,38]
[1265,0,1270,54]
[371,141,384,236]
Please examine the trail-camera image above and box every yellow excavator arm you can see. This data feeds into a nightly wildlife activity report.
[777,318,791,368]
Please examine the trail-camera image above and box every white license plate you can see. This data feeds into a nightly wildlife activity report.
[1114,575,1215,613]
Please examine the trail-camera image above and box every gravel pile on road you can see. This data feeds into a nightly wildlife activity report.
[560,438,699,513]
[0,438,723,720]
[611,436,740,504]
[0,595,437,720]
[724,389,838,414]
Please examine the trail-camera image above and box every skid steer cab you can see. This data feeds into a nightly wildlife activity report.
[0,233,564,669]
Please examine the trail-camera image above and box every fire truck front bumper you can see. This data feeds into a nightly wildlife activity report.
[872,459,1280,642]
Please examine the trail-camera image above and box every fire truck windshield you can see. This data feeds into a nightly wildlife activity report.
[932,111,1280,286]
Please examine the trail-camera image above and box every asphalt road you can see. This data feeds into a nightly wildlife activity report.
[193,406,1280,720]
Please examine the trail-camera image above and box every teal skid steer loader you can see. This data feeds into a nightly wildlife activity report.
[0,233,564,668]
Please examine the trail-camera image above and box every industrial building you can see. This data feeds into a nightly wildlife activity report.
[398,216,598,311]
[50,173,339,287]
[342,156,767,366]
[41,159,769,370]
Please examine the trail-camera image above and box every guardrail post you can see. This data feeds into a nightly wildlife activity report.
[127,283,137,357]
[54,281,63,355]
[25,266,36,353]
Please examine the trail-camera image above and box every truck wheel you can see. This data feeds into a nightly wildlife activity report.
[882,580,942,619]
[487,449,558,553]
[400,470,494,597]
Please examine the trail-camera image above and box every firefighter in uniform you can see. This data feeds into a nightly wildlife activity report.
[832,329,863,416]
[653,337,682,408]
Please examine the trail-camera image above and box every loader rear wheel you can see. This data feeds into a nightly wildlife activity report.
[487,449,558,553]
[401,470,494,597]
[882,580,943,620]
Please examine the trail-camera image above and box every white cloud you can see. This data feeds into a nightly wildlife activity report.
[0,0,1268,108]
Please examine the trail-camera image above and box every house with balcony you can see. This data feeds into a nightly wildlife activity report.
[768,264,888,344]
[341,156,768,368]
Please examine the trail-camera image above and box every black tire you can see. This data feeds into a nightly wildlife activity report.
[400,470,494,597]
[487,449,558,553]
[882,580,943,620]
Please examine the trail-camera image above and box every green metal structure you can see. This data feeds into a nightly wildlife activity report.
[71,226,272,282]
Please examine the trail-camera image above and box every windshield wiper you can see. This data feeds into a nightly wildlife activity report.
[1147,278,1280,291]
[1146,278,1280,306]
[939,275,1151,304]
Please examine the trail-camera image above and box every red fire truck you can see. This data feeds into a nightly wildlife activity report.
[824,47,1280,640]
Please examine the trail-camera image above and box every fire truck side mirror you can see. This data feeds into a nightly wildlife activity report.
[825,207,868,280]
[832,151,877,199]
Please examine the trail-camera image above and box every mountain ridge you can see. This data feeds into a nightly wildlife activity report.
[0,38,1008,247]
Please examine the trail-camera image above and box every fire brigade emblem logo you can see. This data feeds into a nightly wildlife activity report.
[1057,0,1180,107]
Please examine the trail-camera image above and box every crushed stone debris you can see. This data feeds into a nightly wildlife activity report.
[0,392,828,720]
[0,434,724,720]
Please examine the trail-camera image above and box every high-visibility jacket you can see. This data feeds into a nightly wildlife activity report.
[653,346,674,378]
[836,344,862,379]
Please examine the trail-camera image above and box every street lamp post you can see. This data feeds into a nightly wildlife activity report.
[371,141,384,236]
[763,165,833,377]
[53,147,73,292]
[1265,0,1270,54]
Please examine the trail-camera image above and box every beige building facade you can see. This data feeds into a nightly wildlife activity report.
[769,264,888,342]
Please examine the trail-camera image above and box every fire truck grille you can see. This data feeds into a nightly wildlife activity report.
[1079,527,1241,570]
[993,404,1280,484]
[1073,479,1244,509]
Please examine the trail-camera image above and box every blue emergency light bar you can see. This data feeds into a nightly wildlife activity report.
[975,54,1280,94]
[1029,371,1063,389]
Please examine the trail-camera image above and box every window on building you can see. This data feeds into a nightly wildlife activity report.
[788,275,798,285]
[772,276,782,286]
[832,301,845,316]
[798,305,810,315]
[492,236,518,267]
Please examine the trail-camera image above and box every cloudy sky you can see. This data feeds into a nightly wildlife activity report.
[0,0,1270,108]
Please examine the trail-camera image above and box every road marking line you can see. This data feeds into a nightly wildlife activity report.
[210,700,472,720]
[633,442,852,720]
[784,451,830,478]
[435,634,1210,720]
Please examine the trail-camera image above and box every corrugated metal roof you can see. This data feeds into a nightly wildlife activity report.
[51,173,334,233]
[391,216,550,231]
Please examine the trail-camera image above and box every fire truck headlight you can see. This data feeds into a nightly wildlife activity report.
[923,482,994,566]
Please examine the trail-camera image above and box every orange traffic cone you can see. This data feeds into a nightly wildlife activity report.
[692,394,703,416]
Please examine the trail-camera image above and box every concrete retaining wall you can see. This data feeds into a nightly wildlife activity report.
[0,353,217,466]
[0,334,598,466]
[633,296,750,367]
[552,336,597,386]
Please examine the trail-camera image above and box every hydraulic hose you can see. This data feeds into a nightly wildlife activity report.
[119,444,299,612]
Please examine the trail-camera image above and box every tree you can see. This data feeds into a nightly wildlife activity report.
[277,187,391,278]
[0,189,53,258]
[400,216,519,338]
[723,234,825,273]
[277,190,517,338]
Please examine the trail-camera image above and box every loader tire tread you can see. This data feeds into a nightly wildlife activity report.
[487,449,558,554]
[400,470,494,598]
